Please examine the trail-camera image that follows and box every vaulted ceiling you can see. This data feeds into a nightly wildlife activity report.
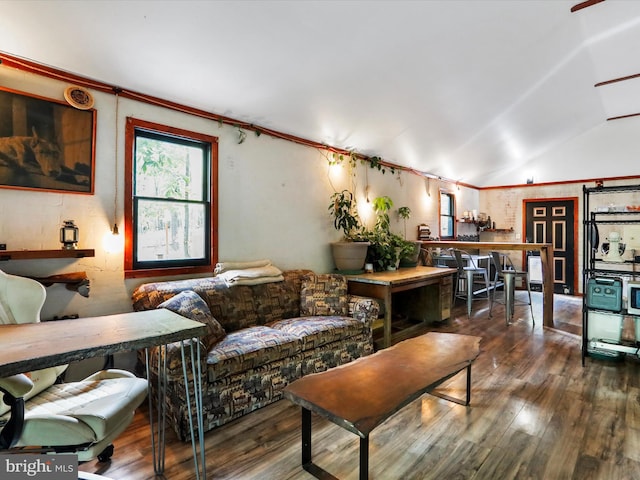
[2,0,640,187]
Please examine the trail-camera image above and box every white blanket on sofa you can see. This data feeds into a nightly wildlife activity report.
[214,259,272,275]
[217,264,284,287]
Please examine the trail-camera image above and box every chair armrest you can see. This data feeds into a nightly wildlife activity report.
[348,295,380,324]
[0,374,32,449]
[0,374,33,399]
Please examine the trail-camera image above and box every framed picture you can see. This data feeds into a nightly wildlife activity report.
[0,87,95,194]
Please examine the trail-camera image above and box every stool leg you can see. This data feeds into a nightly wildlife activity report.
[525,274,535,324]
[504,272,515,325]
[466,270,473,317]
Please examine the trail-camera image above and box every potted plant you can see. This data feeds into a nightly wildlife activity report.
[397,206,422,267]
[364,196,415,271]
[328,190,369,272]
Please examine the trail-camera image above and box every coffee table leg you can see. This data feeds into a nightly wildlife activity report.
[302,407,312,467]
[360,436,369,480]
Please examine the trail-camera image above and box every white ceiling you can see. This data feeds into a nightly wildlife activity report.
[2,0,640,187]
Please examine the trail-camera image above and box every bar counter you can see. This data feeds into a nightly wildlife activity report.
[421,241,554,327]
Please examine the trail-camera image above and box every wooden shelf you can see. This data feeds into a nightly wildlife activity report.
[0,249,95,261]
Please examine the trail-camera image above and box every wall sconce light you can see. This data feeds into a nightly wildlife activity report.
[425,178,431,197]
[60,220,79,249]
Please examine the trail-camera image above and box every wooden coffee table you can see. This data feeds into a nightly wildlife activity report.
[283,332,481,480]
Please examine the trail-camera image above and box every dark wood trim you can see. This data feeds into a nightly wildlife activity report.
[607,112,640,121]
[479,174,640,191]
[570,0,605,13]
[595,72,640,88]
[0,249,95,261]
[123,117,218,279]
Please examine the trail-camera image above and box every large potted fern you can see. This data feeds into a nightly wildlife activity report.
[328,190,369,272]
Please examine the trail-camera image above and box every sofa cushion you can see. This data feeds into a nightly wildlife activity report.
[158,291,226,348]
[270,316,367,351]
[206,326,302,381]
[300,273,348,316]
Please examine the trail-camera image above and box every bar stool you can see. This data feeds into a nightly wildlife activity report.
[489,251,534,325]
[452,249,491,317]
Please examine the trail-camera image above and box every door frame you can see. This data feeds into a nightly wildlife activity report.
[522,197,579,295]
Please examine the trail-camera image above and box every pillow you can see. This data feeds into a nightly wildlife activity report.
[300,273,348,316]
[158,290,226,348]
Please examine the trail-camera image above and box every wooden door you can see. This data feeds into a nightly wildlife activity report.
[524,198,578,295]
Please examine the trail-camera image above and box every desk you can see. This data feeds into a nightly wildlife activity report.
[345,266,456,348]
[422,241,554,327]
[0,310,207,479]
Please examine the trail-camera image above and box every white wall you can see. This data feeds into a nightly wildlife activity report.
[0,66,468,321]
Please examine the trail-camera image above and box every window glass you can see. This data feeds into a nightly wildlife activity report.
[440,192,455,239]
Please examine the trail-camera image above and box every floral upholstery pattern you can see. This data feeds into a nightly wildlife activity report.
[299,273,348,316]
[132,269,379,441]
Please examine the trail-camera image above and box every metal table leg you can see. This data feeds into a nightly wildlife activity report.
[146,340,205,480]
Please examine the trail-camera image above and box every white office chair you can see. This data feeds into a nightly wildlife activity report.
[0,270,148,462]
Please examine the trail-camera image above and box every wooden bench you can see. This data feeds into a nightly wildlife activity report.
[283,332,481,480]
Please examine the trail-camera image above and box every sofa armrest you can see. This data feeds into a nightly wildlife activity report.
[348,295,380,324]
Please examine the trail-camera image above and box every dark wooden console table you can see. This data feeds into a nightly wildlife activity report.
[284,332,481,480]
[345,266,456,348]
[0,310,207,479]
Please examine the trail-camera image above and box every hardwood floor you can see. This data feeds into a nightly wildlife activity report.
[79,292,640,480]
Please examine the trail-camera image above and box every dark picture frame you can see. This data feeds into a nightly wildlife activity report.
[0,87,95,194]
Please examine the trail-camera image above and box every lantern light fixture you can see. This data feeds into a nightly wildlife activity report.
[60,220,79,250]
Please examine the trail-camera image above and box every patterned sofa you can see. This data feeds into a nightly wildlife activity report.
[131,269,379,440]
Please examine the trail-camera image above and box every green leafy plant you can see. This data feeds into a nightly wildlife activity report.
[361,196,414,271]
[328,190,362,240]
[397,206,411,239]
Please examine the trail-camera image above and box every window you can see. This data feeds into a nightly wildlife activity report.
[124,118,218,278]
[440,191,455,239]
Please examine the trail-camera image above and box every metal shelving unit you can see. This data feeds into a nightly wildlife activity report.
[582,184,640,365]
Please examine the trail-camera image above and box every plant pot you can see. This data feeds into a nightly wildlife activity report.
[399,241,422,268]
[330,241,370,273]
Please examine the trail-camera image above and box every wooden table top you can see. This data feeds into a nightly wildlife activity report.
[421,241,552,251]
[0,309,207,377]
[283,332,481,437]
[344,266,456,286]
